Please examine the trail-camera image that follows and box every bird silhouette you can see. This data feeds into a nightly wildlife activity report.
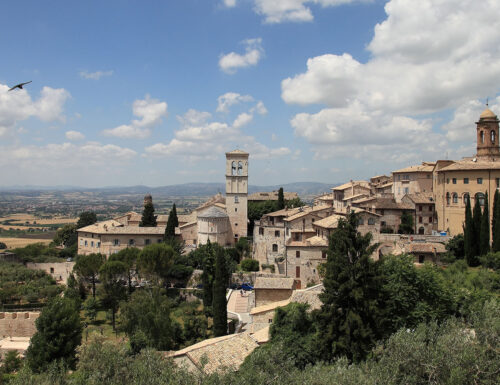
[8,81,32,91]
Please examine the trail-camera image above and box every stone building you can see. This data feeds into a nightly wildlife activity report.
[402,192,436,235]
[254,277,296,307]
[352,197,413,233]
[434,107,500,236]
[248,190,298,202]
[331,180,371,211]
[392,162,435,202]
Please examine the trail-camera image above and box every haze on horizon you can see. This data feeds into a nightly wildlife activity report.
[1,0,500,188]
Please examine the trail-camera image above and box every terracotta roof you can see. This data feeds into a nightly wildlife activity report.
[332,181,370,191]
[316,194,333,201]
[250,299,290,315]
[170,333,258,374]
[357,198,413,210]
[178,214,196,224]
[406,242,446,254]
[343,193,368,201]
[393,162,435,174]
[179,221,197,229]
[197,206,229,219]
[349,207,382,216]
[264,207,303,218]
[196,193,226,212]
[254,277,295,290]
[437,160,500,172]
[404,192,434,204]
[284,206,332,222]
[250,326,270,344]
[78,220,166,235]
[313,215,343,229]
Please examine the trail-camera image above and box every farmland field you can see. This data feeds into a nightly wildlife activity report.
[0,237,52,249]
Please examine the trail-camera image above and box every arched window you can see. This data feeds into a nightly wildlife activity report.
[481,131,485,143]
[491,130,496,144]
[463,193,470,205]
[237,161,243,175]
[475,192,485,206]
[446,192,450,205]
[418,227,425,235]
[452,193,458,204]
[231,161,236,175]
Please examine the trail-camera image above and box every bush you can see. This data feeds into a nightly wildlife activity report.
[240,259,259,272]
[480,252,500,270]
[0,241,7,249]
[261,263,275,273]
[380,226,394,234]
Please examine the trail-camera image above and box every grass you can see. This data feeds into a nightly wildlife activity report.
[81,310,123,342]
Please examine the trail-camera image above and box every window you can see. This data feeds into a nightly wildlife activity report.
[481,131,485,143]
[235,208,237,212]
[272,244,278,252]
[268,319,273,323]
[497,178,500,188]
[452,178,457,184]
[114,239,119,246]
[80,239,83,246]
[322,250,327,258]
[97,242,101,248]
[403,174,410,180]
[259,227,264,235]
[463,193,470,205]
[464,178,469,184]
[84,240,88,246]
[296,266,300,278]
[475,193,485,206]
[380,209,384,215]
[429,206,433,211]
[358,217,364,225]
[446,192,450,205]
[403,187,409,194]
[368,218,375,225]
[381,221,386,227]
[237,161,243,175]
[419,216,423,223]
[50,268,54,274]
[453,193,458,204]
[91,241,94,247]
[157,239,162,243]
[492,130,496,143]
[231,161,236,175]
[234,196,239,203]
[446,178,450,184]
[296,250,300,258]
[145,239,151,245]
[129,239,135,246]
[275,230,280,237]
[235,223,238,227]
[286,228,290,236]
[477,178,483,184]
[429,216,433,223]
[418,205,422,211]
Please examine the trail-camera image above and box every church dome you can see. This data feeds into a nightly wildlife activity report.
[480,108,497,119]
[197,206,228,219]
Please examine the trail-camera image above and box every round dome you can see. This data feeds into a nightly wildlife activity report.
[480,108,497,119]
[197,206,228,219]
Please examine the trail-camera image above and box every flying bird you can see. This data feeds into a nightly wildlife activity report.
[8,81,32,91]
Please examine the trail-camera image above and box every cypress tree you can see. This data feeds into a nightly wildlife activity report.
[164,206,177,241]
[171,203,179,227]
[464,196,474,261]
[479,192,490,256]
[201,241,215,308]
[212,246,228,337]
[470,196,482,266]
[277,187,285,210]
[140,202,157,227]
[492,190,500,252]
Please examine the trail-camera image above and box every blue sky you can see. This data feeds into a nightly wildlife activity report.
[1,0,499,187]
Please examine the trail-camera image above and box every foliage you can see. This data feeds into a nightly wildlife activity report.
[240,258,259,272]
[0,261,62,304]
[261,263,275,273]
[109,247,140,294]
[140,202,157,227]
[200,242,216,308]
[12,243,65,263]
[164,204,178,241]
[480,191,490,256]
[26,297,82,372]
[53,224,78,248]
[317,212,382,362]
[213,247,228,337]
[470,196,482,266]
[1,350,22,374]
[83,297,99,322]
[74,253,105,299]
[164,236,185,255]
[234,237,251,261]
[119,289,181,352]
[277,187,285,210]
[0,241,6,249]
[171,300,208,346]
[445,233,465,259]
[137,243,176,286]
[99,260,127,330]
[398,210,414,234]
[76,212,97,229]
[493,190,500,252]
[480,251,500,270]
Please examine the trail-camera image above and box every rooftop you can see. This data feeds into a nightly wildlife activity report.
[313,215,344,229]
[404,192,434,204]
[406,243,446,254]
[197,206,229,219]
[438,160,500,172]
[254,277,295,290]
[248,191,299,201]
[393,162,436,174]
[332,180,370,191]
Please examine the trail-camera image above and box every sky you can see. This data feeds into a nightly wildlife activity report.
[1,0,500,187]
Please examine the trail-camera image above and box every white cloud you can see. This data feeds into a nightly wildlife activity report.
[0,83,70,136]
[219,38,264,74]
[65,130,85,141]
[233,112,253,129]
[282,0,500,162]
[223,0,237,7]
[252,101,268,115]
[103,95,167,139]
[216,92,254,113]
[79,70,114,80]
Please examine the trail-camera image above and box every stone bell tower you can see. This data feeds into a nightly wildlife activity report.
[225,150,249,244]
[476,107,500,161]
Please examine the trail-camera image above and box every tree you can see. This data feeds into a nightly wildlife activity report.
[235,237,251,261]
[479,191,490,256]
[53,223,77,248]
[277,187,285,210]
[26,297,82,372]
[76,211,97,229]
[74,253,105,298]
[0,241,6,249]
[120,289,181,352]
[99,260,127,330]
[137,243,175,286]
[464,195,475,262]
[164,204,178,241]
[201,242,216,308]
[240,258,259,272]
[212,247,228,337]
[316,212,383,362]
[1,350,22,374]
[470,197,482,266]
[109,247,140,294]
[83,296,99,322]
[492,190,500,252]
[140,202,157,227]
[445,234,465,260]
[398,210,414,234]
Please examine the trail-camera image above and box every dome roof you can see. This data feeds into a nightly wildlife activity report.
[480,108,497,119]
[197,206,228,219]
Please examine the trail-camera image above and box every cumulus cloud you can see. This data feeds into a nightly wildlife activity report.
[219,38,264,74]
[282,0,500,163]
[146,95,290,160]
[65,130,85,141]
[0,83,70,136]
[79,70,114,80]
[223,0,237,6]
[102,95,167,139]
[216,92,254,113]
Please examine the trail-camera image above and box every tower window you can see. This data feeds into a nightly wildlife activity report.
[234,196,239,203]
[237,161,243,175]
[231,161,236,176]
[481,131,485,143]
[491,130,496,143]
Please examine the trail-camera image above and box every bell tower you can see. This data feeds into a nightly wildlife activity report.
[225,150,249,244]
[476,107,500,161]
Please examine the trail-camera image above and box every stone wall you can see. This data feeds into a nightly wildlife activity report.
[255,289,292,307]
[0,312,40,338]
[26,262,75,284]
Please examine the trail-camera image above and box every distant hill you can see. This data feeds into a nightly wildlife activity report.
[0,182,335,197]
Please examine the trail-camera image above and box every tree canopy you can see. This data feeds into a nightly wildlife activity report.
[140,202,157,227]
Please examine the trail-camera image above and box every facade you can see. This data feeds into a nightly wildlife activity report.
[392,162,435,202]
[434,107,500,236]
[225,150,249,244]
[402,193,436,235]
[254,277,296,307]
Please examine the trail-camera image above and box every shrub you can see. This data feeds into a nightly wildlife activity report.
[240,259,259,272]
[261,263,275,273]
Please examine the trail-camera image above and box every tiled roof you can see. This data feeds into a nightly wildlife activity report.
[250,326,270,344]
[406,243,446,254]
[393,162,435,174]
[254,277,295,290]
[250,299,290,315]
[264,207,303,217]
[178,214,196,224]
[196,193,226,212]
[170,333,258,374]
[332,181,370,191]
[313,215,343,229]
[179,221,197,229]
[343,193,369,201]
[287,235,328,247]
[357,198,413,210]
[404,192,434,204]
[197,206,229,219]
[438,160,500,172]
[78,220,166,235]
[284,206,332,222]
